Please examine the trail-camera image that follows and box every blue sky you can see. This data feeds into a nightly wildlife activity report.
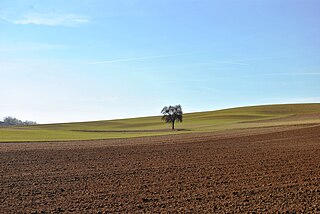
[1,0,320,123]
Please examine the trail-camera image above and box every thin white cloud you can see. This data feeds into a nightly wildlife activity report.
[89,53,188,65]
[0,43,67,52]
[214,60,251,66]
[3,13,90,27]
[262,72,320,76]
[89,52,251,65]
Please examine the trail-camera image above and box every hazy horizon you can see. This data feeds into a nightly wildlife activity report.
[1,0,320,123]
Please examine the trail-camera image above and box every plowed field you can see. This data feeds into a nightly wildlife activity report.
[1,124,320,213]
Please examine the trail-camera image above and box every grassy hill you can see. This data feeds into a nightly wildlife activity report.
[1,103,320,142]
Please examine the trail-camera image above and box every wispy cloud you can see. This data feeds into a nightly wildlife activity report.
[214,60,251,66]
[262,72,320,76]
[89,53,189,65]
[89,52,252,65]
[0,43,67,52]
[3,13,90,27]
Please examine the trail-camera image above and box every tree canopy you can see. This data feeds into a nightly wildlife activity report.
[1,116,37,126]
[161,105,183,130]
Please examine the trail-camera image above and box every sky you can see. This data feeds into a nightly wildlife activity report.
[1,0,320,124]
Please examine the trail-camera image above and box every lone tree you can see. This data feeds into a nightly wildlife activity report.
[161,105,183,130]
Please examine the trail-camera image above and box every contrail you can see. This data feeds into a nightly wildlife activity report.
[89,50,252,66]
[89,53,187,65]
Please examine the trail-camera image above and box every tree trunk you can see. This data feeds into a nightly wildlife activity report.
[172,120,175,130]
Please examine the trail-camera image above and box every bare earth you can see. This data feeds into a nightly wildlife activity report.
[1,124,320,213]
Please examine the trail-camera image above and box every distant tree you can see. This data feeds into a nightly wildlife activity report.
[3,116,21,126]
[2,116,37,126]
[161,105,183,130]
[23,120,37,126]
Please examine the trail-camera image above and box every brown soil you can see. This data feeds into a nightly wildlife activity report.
[1,124,320,213]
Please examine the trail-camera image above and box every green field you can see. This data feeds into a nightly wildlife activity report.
[1,103,320,142]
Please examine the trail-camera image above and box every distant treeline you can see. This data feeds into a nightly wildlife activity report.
[0,116,37,126]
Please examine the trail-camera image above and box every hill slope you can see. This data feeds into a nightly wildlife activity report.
[1,103,319,142]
